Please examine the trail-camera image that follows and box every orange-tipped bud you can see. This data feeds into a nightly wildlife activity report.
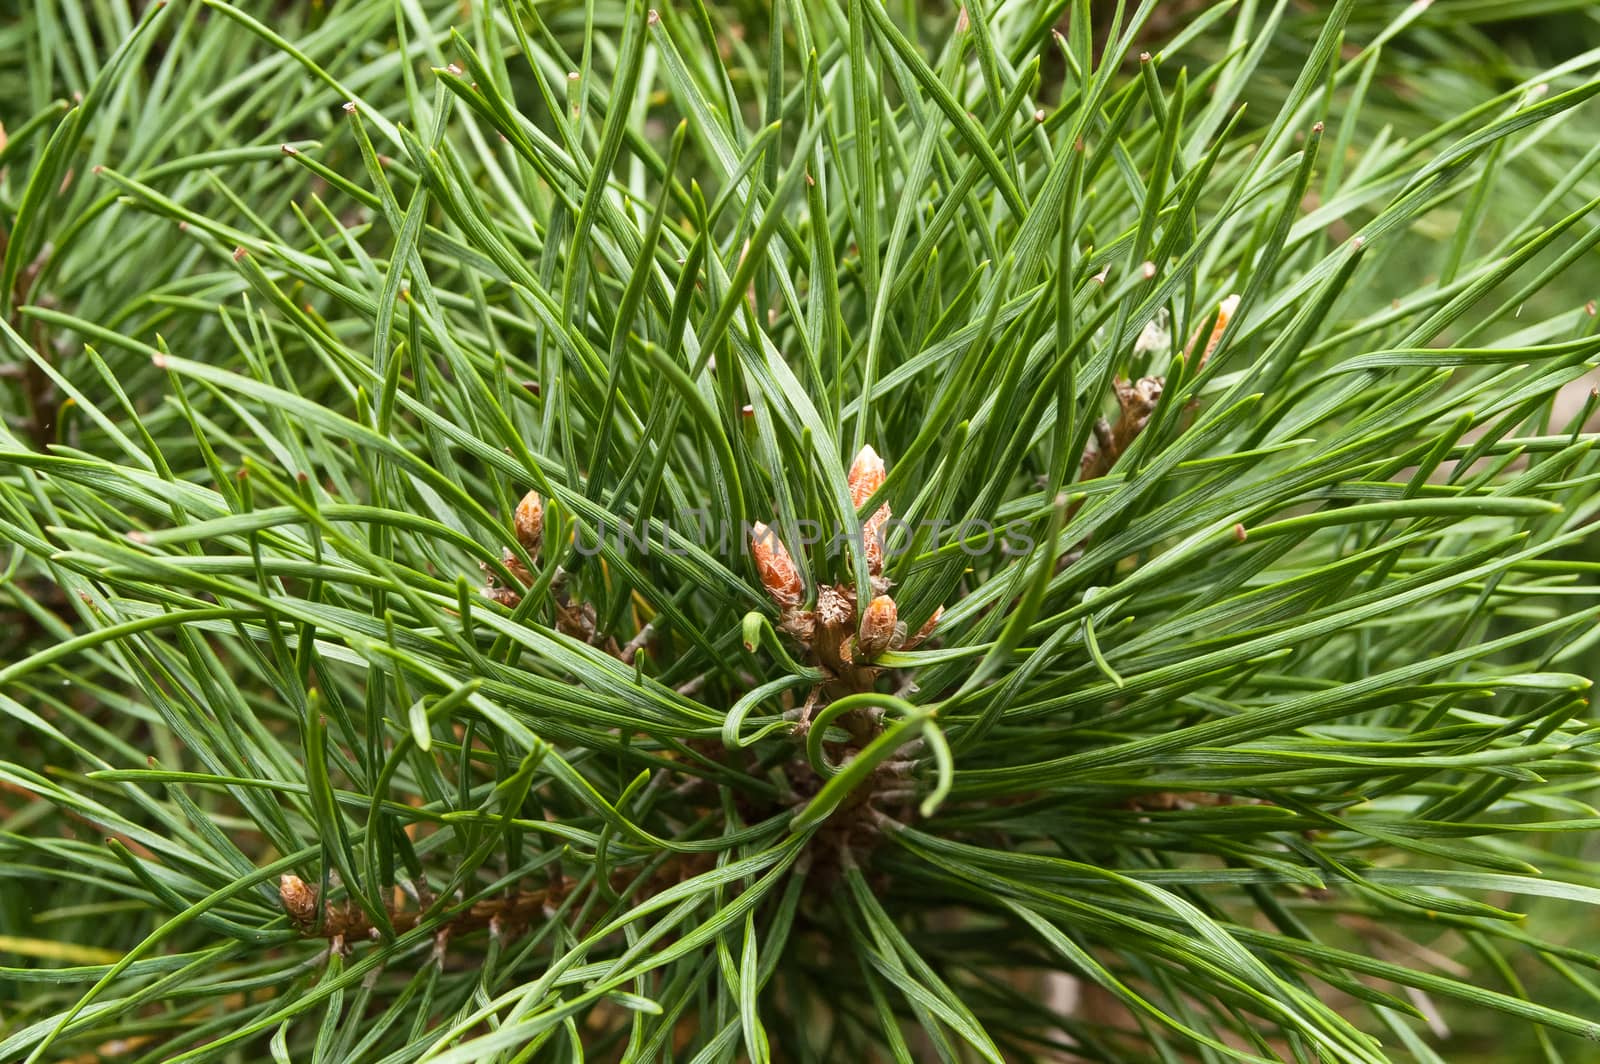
[862,505,890,575]
[750,522,803,608]
[280,874,317,926]
[514,491,544,553]
[898,606,942,650]
[858,594,898,657]
[849,445,891,573]
[1189,294,1240,368]
[848,444,886,508]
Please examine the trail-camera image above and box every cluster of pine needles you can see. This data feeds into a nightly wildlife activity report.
[4,0,1600,1061]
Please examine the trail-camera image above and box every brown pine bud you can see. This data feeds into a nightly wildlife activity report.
[280,873,317,928]
[750,523,803,608]
[484,585,522,608]
[847,444,886,508]
[514,490,543,553]
[848,445,891,574]
[780,609,817,643]
[897,606,942,650]
[864,501,894,575]
[1187,294,1240,369]
[837,634,856,665]
[815,585,853,629]
[1111,375,1165,451]
[858,595,898,657]
[554,598,600,644]
[502,548,534,588]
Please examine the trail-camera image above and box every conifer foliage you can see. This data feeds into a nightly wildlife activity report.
[3,1,1600,1060]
